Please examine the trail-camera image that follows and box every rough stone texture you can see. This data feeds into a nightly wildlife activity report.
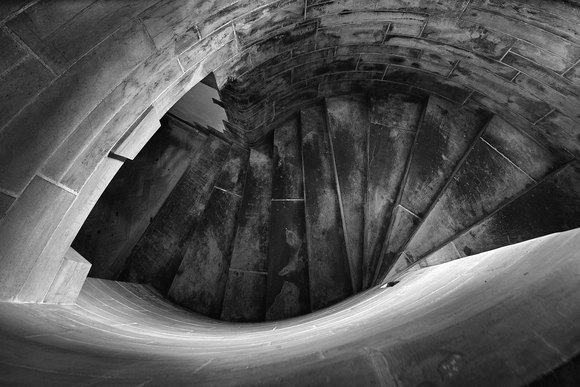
[364,92,423,288]
[228,143,272,272]
[404,139,535,262]
[168,188,242,319]
[481,115,561,180]
[301,104,353,311]
[220,270,267,322]
[0,56,53,131]
[271,115,303,200]
[214,144,250,196]
[0,27,26,74]
[120,135,230,294]
[7,1,159,75]
[380,205,420,280]
[400,95,488,218]
[453,161,580,258]
[0,19,155,194]
[326,95,367,292]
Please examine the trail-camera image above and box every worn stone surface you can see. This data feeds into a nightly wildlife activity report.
[463,7,580,69]
[453,161,580,257]
[168,188,242,318]
[301,104,352,311]
[7,1,159,75]
[229,142,272,272]
[214,144,250,197]
[400,95,487,217]
[422,16,516,60]
[266,201,310,321]
[481,115,560,181]
[0,56,53,132]
[267,115,310,319]
[404,139,535,262]
[221,270,268,322]
[326,95,367,292]
[272,114,303,200]
[364,92,423,289]
[380,205,420,281]
[0,26,26,74]
[120,135,230,294]
[534,109,580,160]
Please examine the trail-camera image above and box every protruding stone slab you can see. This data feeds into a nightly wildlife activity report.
[111,106,161,160]
[168,188,242,319]
[301,104,352,311]
[43,247,91,304]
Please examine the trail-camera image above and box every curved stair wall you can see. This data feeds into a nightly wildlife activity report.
[1,0,580,385]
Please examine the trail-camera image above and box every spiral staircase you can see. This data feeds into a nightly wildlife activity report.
[73,91,580,325]
[3,0,580,385]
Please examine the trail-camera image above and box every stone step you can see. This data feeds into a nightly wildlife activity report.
[221,141,273,322]
[325,94,368,293]
[376,94,488,282]
[266,115,310,321]
[384,160,580,283]
[168,187,242,319]
[384,116,565,281]
[363,92,424,289]
[301,103,353,311]
[119,134,231,294]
